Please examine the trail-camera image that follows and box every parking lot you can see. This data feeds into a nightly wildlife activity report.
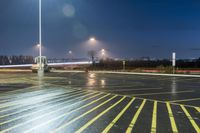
[0,71,199,133]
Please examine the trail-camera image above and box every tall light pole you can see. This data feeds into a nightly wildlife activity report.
[39,0,42,70]
[88,37,97,65]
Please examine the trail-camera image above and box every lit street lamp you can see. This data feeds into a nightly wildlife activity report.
[89,37,96,42]
[67,50,73,60]
[101,49,105,60]
[87,37,97,65]
[37,44,41,56]
[68,50,72,54]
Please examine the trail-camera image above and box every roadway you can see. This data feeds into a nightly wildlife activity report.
[0,71,199,133]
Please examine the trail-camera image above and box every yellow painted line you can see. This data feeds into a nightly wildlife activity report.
[52,95,119,132]
[166,102,178,133]
[180,105,200,133]
[169,98,200,103]
[0,90,70,109]
[125,94,199,109]
[0,86,39,98]
[0,89,80,104]
[102,98,135,133]
[24,93,112,133]
[0,91,88,114]
[132,90,194,96]
[1,92,103,133]
[126,99,146,133]
[0,90,90,119]
[0,92,100,131]
[195,107,200,112]
[0,89,63,102]
[151,101,157,133]
[167,102,199,109]
[75,96,126,133]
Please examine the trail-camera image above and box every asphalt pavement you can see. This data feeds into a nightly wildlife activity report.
[0,71,199,133]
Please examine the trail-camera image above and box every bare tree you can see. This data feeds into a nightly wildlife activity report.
[87,50,97,65]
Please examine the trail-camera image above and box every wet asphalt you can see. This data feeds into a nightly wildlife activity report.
[0,71,199,133]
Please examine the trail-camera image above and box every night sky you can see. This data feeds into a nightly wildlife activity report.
[0,0,200,59]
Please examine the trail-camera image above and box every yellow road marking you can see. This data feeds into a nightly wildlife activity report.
[151,101,157,133]
[126,99,146,133]
[169,98,200,102]
[0,89,80,104]
[180,105,200,133]
[166,102,178,133]
[132,90,194,96]
[24,94,111,133]
[102,98,135,133]
[75,96,126,133]
[0,86,41,98]
[0,90,90,119]
[0,91,70,109]
[0,93,99,127]
[52,95,119,132]
[125,95,199,109]
[195,107,200,112]
[23,93,111,133]
[1,93,102,133]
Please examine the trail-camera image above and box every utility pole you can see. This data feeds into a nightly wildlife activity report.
[39,0,43,71]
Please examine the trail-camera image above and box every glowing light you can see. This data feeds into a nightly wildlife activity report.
[101,79,106,87]
[69,51,72,54]
[87,79,96,86]
[89,37,96,42]
[101,49,105,55]
[63,4,75,17]
[89,73,95,78]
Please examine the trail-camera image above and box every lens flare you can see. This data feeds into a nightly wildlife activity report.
[63,4,75,17]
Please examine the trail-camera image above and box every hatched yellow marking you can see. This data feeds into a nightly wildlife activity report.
[180,105,200,133]
[126,99,146,133]
[166,102,178,133]
[53,95,119,132]
[0,90,89,119]
[0,92,102,133]
[151,101,157,133]
[24,93,111,133]
[195,107,200,113]
[101,98,135,133]
[169,98,200,103]
[75,96,126,133]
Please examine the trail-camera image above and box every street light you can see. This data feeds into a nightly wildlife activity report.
[37,44,41,56]
[38,0,42,71]
[89,37,96,42]
[88,37,97,65]
[67,50,73,61]
[101,49,105,60]
[68,50,72,54]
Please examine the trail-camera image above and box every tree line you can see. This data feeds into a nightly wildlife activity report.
[0,55,34,65]
[0,55,200,69]
[91,58,200,70]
